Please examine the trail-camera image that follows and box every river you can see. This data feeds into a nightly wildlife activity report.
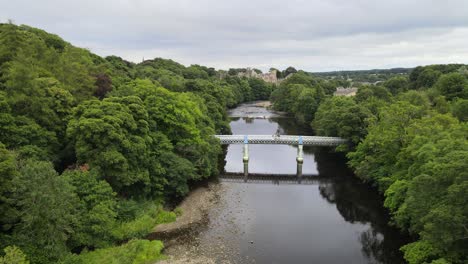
[164,101,409,264]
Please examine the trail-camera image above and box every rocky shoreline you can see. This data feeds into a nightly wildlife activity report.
[149,183,229,263]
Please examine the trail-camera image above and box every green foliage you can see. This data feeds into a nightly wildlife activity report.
[314,68,411,83]
[62,239,164,264]
[155,210,177,224]
[0,23,115,166]
[138,58,185,76]
[282,66,297,77]
[383,76,409,94]
[347,101,429,190]
[293,87,323,124]
[396,90,431,110]
[19,25,67,51]
[0,246,29,264]
[434,72,468,100]
[184,79,231,133]
[429,259,451,264]
[173,207,183,217]
[158,152,196,197]
[67,97,153,195]
[355,85,392,103]
[271,72,325,123]
[409,64,467,90]
[348,107,468,263]
[3,22,466,264]
[414,68,441,89]
[401,240,441,264]
[11,160,78,263]
[0,143,17,232]
[273,67,468,264]
[133,84,221,180]
[0,24,28,67]
[0,23,266,264]
[233,58,468,264]
[0,91,59,162]
[248,78,272,100]
[183,65,209,79]
[113,202,175,241]
[313,96,371,146]
[62,169,118,249]
[451,98,468,121]
[104,56,136,89]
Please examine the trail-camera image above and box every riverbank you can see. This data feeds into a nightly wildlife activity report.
[149,183,228,263]
[150,183,221,240]
[155,182,251,264]
[253,101,271,108]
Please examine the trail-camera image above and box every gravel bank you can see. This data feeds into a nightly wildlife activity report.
[149,183,221,240]
[149,183,233,263]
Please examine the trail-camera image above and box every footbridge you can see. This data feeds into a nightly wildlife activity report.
[215,135,346,146]
[215,135,347,183]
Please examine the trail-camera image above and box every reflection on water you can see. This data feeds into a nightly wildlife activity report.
[201,102,409,263]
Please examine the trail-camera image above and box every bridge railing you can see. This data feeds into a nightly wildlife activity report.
[214,135,347,146]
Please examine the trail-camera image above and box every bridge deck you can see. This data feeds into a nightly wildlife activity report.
[215,135,347,146]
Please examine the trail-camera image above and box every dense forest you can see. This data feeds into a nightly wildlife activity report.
[272,65,467,263]
[0,22,467,264]
[0,23,273,263]
[313,67,412,84]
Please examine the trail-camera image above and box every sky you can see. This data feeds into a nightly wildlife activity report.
[1,0,468,72]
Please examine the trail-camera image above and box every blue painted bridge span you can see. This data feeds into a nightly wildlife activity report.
[214,135,347,182]
[214,135,347,146]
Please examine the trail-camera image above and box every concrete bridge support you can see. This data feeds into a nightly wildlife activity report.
[243,135,249,182]
[296,136,304,183]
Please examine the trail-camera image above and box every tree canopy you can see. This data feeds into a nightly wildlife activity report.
[0,23,273,263]
[273,64,468,264]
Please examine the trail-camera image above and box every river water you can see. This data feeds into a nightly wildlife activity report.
[170,102,409,263]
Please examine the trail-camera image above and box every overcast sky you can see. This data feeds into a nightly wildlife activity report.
[1,0,468,72]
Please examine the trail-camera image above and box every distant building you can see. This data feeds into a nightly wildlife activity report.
[334,87,358,97]
[238,68,279,84]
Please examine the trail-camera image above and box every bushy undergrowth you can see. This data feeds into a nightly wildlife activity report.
[113,201,176,241]
[61,239,165,264]
[0,246,29,264]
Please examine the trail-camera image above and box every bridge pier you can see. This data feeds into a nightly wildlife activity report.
[296,136,304,183]
[243,135,249,182]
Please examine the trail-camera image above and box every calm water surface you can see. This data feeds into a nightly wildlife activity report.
[191,102,408,263]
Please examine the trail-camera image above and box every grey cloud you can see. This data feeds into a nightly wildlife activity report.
[1,0,468,71]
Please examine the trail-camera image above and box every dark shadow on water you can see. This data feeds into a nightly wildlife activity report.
[314,149,411,264]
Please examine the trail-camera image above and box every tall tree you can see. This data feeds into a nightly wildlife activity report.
[11,160,78,264]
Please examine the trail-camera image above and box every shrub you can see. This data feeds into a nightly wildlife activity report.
[62,239,164,264]
[0,246,29,264]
